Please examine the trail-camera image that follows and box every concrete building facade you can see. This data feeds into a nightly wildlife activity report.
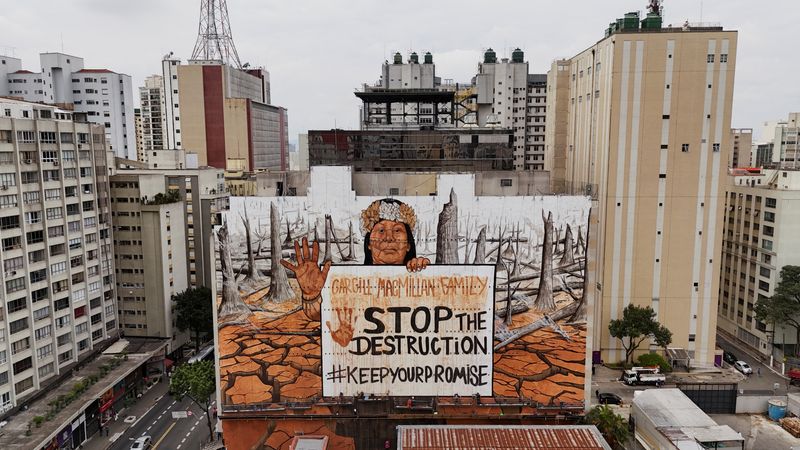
[161,56,286,172]
[546,15,738,366]
[525,74,548,171]
[137,75,166,160]
[718,169,800,360]
[730,128,752,168]
[0,98,118,411]
[0,53,136,160]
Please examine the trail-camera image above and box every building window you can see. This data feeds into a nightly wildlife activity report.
[707,54,715,63]
[765,198,777,208]
[720,54,728,63]
[500,179,513,187]
[682,144,690,152]
[712,143,720,152]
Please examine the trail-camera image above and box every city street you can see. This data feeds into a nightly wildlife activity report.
[84,380,215,450]
[716,333,792,393]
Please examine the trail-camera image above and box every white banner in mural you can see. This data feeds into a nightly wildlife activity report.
[321,265,495,397]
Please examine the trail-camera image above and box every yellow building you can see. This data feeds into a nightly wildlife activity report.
[547,14,737,366]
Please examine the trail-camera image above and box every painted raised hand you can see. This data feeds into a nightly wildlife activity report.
[280,237,332,301]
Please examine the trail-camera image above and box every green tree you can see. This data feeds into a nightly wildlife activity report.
[585,405,629,450]
[755,265,800,355]
[609,304,672,365]
[170,361,215,438]
[174,287,213,351]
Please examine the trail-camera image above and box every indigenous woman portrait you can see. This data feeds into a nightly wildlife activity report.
[281,199,430,345]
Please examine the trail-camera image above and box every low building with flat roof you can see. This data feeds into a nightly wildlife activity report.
[631,388,743,449]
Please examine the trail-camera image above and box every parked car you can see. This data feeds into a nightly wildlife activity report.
[597,392,622,405]
[723,351,737,365]
[734,360,753,375]
[130,436,152,450]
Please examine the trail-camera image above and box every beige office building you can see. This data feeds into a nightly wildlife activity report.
[547,15,738,366]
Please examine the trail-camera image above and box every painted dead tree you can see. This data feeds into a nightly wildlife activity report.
[473,227,487,264]
[560,224,575,266]
[534,211,556,312]
[435,189,459,264]
[266,202,295,303]
[241,208,262,284]
[217,225,251,318]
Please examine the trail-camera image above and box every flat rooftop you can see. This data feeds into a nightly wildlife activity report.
[397,425,611,450]
[0,338,168,449]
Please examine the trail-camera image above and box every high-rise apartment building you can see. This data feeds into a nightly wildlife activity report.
[718,168,800,362]
[110,167,227,356]
[546,10,737,366]
[137,75,166,160]
[525,74,548,171]
[766,113,800,168]
[730,128,753,168]
[0,53,136,160]
[475,49,529,170]
[0,98,117,411]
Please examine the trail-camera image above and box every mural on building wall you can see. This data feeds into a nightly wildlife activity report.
[215,174,591,449]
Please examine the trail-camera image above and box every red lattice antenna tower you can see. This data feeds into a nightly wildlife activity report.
[191,0,242,68]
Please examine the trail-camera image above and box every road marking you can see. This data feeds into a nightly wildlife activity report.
[186,432,191,437]
[152,421,177,450]
[177,446,181,449]
[191,425,196,431]
[182,437,187,443]
[146,426,152,431]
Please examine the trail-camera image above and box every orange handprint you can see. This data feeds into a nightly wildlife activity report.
[327,307,356,348]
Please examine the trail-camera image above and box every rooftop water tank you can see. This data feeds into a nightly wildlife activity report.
[511,48,524,63]
[409,52,419,63]
[484,48,497,64]
[393,52,402,64]
[424,52,433,64]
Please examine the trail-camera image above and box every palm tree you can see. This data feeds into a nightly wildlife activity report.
[585,405,629,449]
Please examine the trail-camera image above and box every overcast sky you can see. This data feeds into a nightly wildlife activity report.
[1,0,797,143]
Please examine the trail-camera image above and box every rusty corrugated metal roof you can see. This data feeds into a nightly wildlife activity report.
[397,425,611,450]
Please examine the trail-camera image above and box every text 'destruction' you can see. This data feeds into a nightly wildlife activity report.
[321,265,494,397]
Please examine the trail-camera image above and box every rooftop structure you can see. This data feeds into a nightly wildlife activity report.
[632,389,743,449]
[396,425,611,450]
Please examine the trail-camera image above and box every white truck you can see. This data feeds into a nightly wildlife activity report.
[622,366,666,386]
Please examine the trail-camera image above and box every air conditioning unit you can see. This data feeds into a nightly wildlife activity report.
[0,185,7,190]
[24,159,32,164]
[53,161,60,166]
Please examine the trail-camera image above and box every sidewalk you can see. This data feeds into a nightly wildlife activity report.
[83,380,171,450]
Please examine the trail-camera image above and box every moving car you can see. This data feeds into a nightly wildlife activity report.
[130,436,152,450]
[734,360,753,375]
[597,392,622,405]
[723,351,737,365]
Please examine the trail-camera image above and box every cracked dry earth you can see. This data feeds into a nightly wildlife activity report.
[218,307,586,408]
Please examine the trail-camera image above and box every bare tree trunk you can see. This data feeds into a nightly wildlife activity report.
[435,188,459,264]
[576,228,585,256]
[473,227,487,264]
[323,215,332,262]
[534,211,556,312]
[241,209,261,283]
[282,217,293,248]
[560,224,575,267]
[266,202,295,303]
[217,225,251,317]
